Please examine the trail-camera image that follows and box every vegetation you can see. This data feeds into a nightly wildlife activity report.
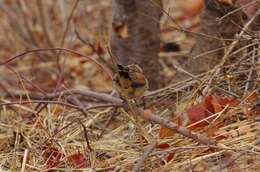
[0,0,259,171]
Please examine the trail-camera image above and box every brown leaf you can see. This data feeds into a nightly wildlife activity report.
[244,90,258,103]
[212,95,240,113]
[159,126,175,138]
[156,143,170,149]
[246,103,260,117]
[159,113,176,138]
[187,103,211,127]
[156,143,175,162]
[68,152,89,168]
[166,152,175,162]
[42,146,64,169]
[211,96,223,113]
[186,96,214,128]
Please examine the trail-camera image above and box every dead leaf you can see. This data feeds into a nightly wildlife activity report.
[156,143,170,149]
[244,90,258,103]
[166,152,175,162]
[156,143,175,162]
[42,146,64,169]
[212,95,240,113]
[186,95,214,127]
[159,113,176,138]
[68,152,89,168]
[159,126,175,138]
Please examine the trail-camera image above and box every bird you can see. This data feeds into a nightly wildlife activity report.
[113,64,149,100]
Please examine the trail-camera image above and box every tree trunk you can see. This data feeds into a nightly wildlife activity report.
[187,0,246,75]
[110,0,162,90]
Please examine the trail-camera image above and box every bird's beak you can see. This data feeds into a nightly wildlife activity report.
[218,0,234,6]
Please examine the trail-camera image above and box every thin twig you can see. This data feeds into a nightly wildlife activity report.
[133,141,157,172]
[140,108,218,146]
[0,47,113,79]
[244,41,258,95]
[78,119,93,151]
[21,149,29,172]
[37,0,54,48]
[203,9,260,95]
[211,138,260,172]
[218,0,259,21]
[0,88,123,105]
[0,100,83,111]
[16,0,39,47]
[59,0,79,48]
[211,9,260,73]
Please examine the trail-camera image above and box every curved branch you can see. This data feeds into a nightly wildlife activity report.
[0,48,113,79]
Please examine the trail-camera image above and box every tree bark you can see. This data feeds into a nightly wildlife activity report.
[239,0,260,31]
[187,0,246,75]
[110,0,162,90]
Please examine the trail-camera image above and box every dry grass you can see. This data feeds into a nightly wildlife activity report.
[0,0,259,171]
